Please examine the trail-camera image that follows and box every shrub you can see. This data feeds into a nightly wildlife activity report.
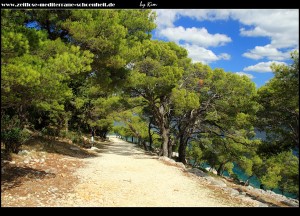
[59,130,68,138]
[41,126,60,138]
[65,131,84,146]
[71,135,79,144]
[1,115,30,154]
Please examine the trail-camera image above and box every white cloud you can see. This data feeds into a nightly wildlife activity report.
[218,53,231,60]
[182,44,230,64]
[158,26,232,48]
[242,45,292,61]
[232,9,299,49]
[154,9,232,29]
[155,9,299,47]
[154,10,233,63]
[179,9,232,21]
[154,9,299,61]
[240,26,270,37]
[154,10,178,29]
[243,61,287,73]
[235,72,255,79]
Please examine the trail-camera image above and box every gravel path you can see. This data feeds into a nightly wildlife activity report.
[56,137,251,207]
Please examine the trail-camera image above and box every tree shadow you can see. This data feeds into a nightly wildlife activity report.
[1,166,55,192]
[92,142,111,150]
[97,139,154,158]
[24,136,98,159]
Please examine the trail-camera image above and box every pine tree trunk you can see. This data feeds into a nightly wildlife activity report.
[178,135,188,164]
[178,143,187,164]
[154,102,170,157]
[161,126,169,157]
[217,163,225,176]
[168,137,173,158]
[65,118,68,133]
[148,122,152,150]
[142,140,147,151]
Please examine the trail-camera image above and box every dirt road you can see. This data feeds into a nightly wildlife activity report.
[53,137,251,207]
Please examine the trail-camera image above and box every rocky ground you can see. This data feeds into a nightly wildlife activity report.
[1,135,298,207]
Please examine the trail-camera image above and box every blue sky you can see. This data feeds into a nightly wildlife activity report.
[152,9,299,88]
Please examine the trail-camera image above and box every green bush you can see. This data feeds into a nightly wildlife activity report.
[65,131,84,145]
[65,131,75,142]
[1,115,30,153]
[75,135,84,145]
[59,130,68,138]
[71,135,79,144]
[41,126,60,138]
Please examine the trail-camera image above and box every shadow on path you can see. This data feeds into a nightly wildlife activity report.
[1,166,55,192]
[94,137,154,159]
[25,136,98,159]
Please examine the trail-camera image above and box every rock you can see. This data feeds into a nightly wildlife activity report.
[256,189,266,194]
[255,197,266,203]
[239,191,247,195]
[288,198,299,203]
[266,190,276,195]
[175,162,185,169]
[221,178,229,183]
[159,156,174,163]
[18,150,30,155]
[70,147,80,151]
[210,180,227,187]
[188,168,208,177]
[240,196,254,203]
[9,161,16,165]
[247,185,254,190]
[204,176,215,182]
[40,159,45,163]
[276,194,286,199]
[258,202,269,207]
[288,198,299,204]
[24,160,29,164]
[205,167,218,175]
[90,147,99,151]
[203,175,227,187]
[172,152,179,157]
[228,188,240,196]
[281,199,299,207]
